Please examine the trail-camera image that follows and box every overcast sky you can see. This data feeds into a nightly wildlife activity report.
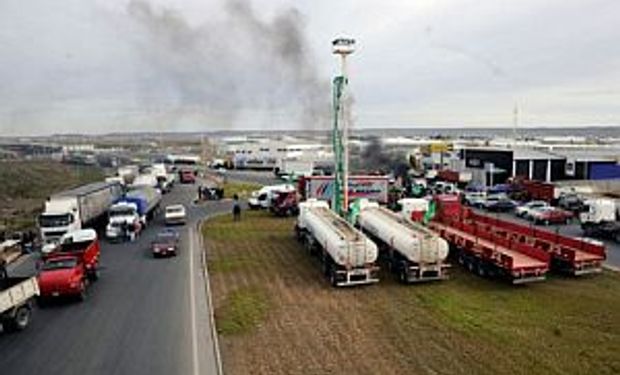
[1,0,619,135]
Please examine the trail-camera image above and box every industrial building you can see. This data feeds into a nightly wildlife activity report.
[460,146,620,186]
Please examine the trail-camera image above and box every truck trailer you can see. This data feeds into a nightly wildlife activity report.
[429,195,551,284]
[39,181,123,244]
[356,200,449,283]
[295,199,379,287]
[301,176,390,204]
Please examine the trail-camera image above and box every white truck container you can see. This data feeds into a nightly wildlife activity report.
[295,199,379,287]
[581,198,620,243]
[357,200,449,283]
[0,276,39,332]
[131,174,159,190]
[277,159,314,180]
[39,182,123,244]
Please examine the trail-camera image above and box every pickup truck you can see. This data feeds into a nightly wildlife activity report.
[1,277,39,332]
[39,229,101,301]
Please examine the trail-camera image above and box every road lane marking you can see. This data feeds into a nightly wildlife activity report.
[189,227,200,375]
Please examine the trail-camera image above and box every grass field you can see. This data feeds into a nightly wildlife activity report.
[221,181,262,199]
[0,160,104,232]
[203,210,620,375]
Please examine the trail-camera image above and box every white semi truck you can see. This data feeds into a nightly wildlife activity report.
[39,182,123,245]
[106,187,162,241]
[581,198,620,243]
[295,199,379,287]
[356,199,450,283]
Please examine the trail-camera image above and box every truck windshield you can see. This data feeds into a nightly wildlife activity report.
[39,214,72,227]
[42,258,78,270]
[110,208,135,216]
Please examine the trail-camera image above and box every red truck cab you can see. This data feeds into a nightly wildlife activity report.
[39,229,100,300]
[38,255,87,300]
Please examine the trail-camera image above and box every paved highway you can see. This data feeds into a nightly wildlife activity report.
[0,183,230,375]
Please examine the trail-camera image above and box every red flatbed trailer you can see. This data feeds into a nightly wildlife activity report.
[430,195,550,284]
[467,211,605,275]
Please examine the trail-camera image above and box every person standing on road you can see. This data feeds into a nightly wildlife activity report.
[233,194,241,221]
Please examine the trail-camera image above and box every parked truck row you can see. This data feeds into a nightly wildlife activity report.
[2,160,188,333]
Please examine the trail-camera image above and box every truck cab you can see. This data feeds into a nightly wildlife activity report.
[270,189,299,216]
[42,229,100,281]
[106,202,142,241]
[38,197,80,244]
[248,184,295,210]
[38,255,87,301]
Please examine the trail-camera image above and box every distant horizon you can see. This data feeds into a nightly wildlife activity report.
[2,124,618,139]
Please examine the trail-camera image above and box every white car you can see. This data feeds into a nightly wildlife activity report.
[463,191,487,207]
[515,201,549,219]
[165,204,187,225]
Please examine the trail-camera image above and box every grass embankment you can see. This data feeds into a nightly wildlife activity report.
[0,161,104,232]
[203,211,620,375]
[221,181,262,199]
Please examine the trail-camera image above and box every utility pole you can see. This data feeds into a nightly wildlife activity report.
[331,37,355,217]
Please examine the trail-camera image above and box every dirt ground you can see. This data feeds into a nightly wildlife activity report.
[0,160,104,232]
[203,211,620,375]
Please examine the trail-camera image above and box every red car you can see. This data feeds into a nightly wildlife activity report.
[530,206,574,225]
[38,255,87,301]
[151,229,180,257]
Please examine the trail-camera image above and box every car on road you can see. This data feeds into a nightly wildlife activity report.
[481,195,517,212]
[463,191,487,207]
[530,206,574,225]
[557,193,585,212]
[38,255,88,301]
[151,229,180,257]
[515,200,549,218]
[165,204,187,225]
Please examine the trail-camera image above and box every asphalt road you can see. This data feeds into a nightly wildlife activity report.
[0,183,231,375]
[472,208,620,268]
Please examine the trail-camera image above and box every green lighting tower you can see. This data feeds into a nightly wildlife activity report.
[331,37,355,216]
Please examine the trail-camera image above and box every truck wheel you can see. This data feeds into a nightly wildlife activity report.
[5,305,32,332]
[89,267,100,282]
[399,268,408,284]
[329,267,338,287]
